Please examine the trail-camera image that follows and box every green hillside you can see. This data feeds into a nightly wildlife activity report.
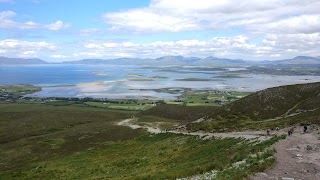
[138,104,218,122]
[138,82,320,132]
[223,82,320,120]
[0,102,284,179]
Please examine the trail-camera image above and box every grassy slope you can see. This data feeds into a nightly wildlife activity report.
[0,102,286,179]
[223,82,320,120]
[138,82,320,132]
[0,132,285,180]
[138,104,219,122]
[0,103,141,170]
[1,82,318,179]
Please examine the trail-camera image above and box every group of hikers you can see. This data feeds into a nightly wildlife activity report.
[266,125,309,136]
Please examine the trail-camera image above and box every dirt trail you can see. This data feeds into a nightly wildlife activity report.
[117,118,162,133]
[251,127,320,180]
[117,118,271,140]
[118,119,320,179]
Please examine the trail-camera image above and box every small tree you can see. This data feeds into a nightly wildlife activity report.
[182,100,187,106]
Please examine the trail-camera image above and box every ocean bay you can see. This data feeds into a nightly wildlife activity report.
[1,64,319,99]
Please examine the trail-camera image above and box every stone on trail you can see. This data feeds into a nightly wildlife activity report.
[281,177,294,180]
[306,145,312,151]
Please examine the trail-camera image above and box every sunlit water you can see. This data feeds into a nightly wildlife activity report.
[0,64,319,99]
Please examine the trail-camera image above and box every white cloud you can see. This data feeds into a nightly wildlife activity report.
[46,20,70,31]
[0,11,16,21]
[20,50,37,57]
[103,9,199,32]
[102,0,320,34]
[262,33,320,56]
[77,35,253,59]
[50,54,67,59]
[0,39,56,50]
[0,39,57,58]
[73,33,320,60]
[250,15,320,34]
[75,28,101,36]
[0,11,70,30]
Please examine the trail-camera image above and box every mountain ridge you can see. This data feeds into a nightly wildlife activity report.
[0,55,320,65]
[0,57,48,65]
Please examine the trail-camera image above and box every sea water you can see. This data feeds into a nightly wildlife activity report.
[1,64,319,99]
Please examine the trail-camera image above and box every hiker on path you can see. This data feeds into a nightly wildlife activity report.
[304,125,308,133]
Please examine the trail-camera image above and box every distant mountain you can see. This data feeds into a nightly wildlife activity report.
[156,56,201,63]
[260,56,320,65]
[63,59,112,64]
[63,56,248,66]
[194,56,246,66]
[1,55,319,66]
[0,57,48,65]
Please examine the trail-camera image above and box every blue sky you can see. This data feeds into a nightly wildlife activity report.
[0,0,320,62]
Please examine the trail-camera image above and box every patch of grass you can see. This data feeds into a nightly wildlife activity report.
[215,150,276,180]
[0,85,40,95]
[216,135,286,179]
[0,103,141,170]
[0,85,41,100]
[40,138,65,149]
[213,74,246,78]
[0,133,284,179]
[84,101,157,111]
[138,104,219,122]
[177,89,250,106]
[175,78,214,81]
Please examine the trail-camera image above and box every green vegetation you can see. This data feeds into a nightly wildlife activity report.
[128,78,154,81]
[238,65,320,76]
[213,74,246,78]
[1,82,318,179]
[133,88,250,106]
[0,103,141,171]
[224,82,320,120]
[0,130,285,179]
[139,104,219,122]
[8,96,165,111]
[150,76,168,79]
[177,90,250,106]
[216,135,286,179]
[84,101,154,111]
[175,78,215,81]
[137,82,320,132]
[0,85,41,100]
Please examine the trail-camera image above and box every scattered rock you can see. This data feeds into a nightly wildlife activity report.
[286,148,299,151]
[258,173,269,178]
[281,177,294,180]
[306,145,312,151]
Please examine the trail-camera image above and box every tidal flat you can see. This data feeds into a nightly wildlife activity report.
[1,64,320,99]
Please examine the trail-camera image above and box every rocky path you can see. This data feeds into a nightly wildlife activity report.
[251,128,320,180]
[117,118,271,140]
[118,119,320,180]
